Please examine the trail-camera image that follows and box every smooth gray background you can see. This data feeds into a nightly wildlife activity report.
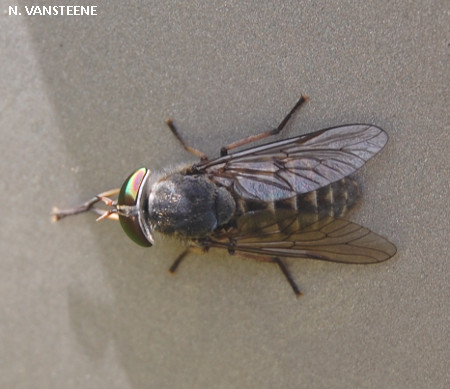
[1,1,448,388]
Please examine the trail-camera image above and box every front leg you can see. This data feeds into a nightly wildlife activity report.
[169,249,191,273]
[165,119,208,160]
[169,245,209,273]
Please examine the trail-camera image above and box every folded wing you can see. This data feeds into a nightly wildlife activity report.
[200,125,388,201]
[208,215,396,264]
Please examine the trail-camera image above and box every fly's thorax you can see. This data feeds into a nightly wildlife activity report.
[147,172,236,238]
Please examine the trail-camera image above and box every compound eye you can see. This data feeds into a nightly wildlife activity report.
[118,168,152,247]
[118,167,147,207]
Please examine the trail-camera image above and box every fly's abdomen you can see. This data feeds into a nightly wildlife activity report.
[234,178,358,233]
[291,177,359,222]
[280,177,359,233]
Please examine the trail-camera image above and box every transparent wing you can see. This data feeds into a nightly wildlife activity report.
[198,125,388,201]
[207,212,396,264]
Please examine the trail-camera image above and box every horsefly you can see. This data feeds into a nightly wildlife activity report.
[53,95,396,296]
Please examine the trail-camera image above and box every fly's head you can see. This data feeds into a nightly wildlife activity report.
[117,167,154,246]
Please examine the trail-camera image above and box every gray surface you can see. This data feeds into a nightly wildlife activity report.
[1,1,449,388]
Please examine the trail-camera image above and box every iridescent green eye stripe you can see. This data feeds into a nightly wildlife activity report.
[117,167,152,246]
[127,168,145,198]
[119,167,147,206]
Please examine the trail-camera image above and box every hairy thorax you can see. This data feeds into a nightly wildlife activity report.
[147,173,236,238]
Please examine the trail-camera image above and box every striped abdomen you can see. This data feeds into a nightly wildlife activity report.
[234,178,358,229]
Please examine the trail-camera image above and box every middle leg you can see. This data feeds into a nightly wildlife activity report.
[220,94,309,156]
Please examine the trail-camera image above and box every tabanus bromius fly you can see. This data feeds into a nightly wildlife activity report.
[53,95,396,296]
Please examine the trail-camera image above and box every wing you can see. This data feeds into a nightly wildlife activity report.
[197,125,388,201]
[207,212,396,264]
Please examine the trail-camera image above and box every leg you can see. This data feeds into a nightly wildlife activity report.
[234,251,303,297]
[220,94,309,156]
[169,248,191,273]
[165,119,208,160]
[52,188,120,222]
[169,244,209,273]
[273,257,303,297]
